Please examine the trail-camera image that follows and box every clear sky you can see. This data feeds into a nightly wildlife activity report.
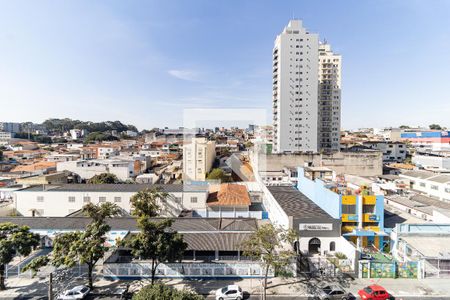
[1,0,449,130]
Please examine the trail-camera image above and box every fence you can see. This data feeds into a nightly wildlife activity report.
[359,261,419,279]
[423,259,450,278]
[103,261,274,279]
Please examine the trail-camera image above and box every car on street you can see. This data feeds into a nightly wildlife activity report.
[57,285,91,300]
[358,284,391,300]
[215,285,243,300]
[314,284,353,300]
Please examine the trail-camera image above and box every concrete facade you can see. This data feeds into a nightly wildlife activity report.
[256,151,383,176]
[183,138,216,181]
[318,43,341,152]
[272,20,319,153]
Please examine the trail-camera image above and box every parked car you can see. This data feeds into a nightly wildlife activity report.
[314,284,353,300]
[215,285,243,300]
[358,285,391,300]
[57,285,90,300]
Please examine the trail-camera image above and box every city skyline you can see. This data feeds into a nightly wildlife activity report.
[1,1,450,130]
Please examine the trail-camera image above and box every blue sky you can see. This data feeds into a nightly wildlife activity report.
[1,0,449,130]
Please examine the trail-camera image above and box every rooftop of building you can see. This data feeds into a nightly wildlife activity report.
[267,185,334,220]
[0,216,257,232]
[207,184,252,207]
[401,236,450,258]
[16,183,208,193]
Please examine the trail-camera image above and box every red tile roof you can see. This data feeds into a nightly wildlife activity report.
[207,184,251,207]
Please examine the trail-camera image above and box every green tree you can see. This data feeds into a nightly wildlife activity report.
[87,173,120,184]
[429,124,443,130]
[241,224,297,300]
[206,168,230,182]
[132,283,203,300]
[123,189,187,285]
[24,203,121,289]
[399,125,410,129]
[0,223,40,290]
[0,150,3,161]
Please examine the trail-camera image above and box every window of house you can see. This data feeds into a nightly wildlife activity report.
[37,196,44,202]
[114,197,121,203]
[68,196,76,203]
[330,241,336,251]
[190,197,198,203]
[175,197,182,203]
[419,182,426,187]
[83,196,91,203]
[431,185,439,190]
[99,197,107,202]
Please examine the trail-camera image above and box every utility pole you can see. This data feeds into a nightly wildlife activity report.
[48,272,53,300]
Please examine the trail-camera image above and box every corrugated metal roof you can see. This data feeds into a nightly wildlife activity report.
[267,186,334,219]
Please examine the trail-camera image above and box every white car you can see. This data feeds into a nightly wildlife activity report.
[215,285,243,300]
[57,285,90,300]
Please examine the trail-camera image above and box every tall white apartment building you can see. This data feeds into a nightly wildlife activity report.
[318,43,341,151]
[183,138,216,181]
[273,20,319,153]
[273,20,341,153]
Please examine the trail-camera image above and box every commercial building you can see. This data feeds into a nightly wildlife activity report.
[13,184,208,217]
[183,138,216,181]
[412,153,450,171]
[272,20,319,153]
[399,170,450,202]
[401,131,450,151]
[297,167,386,250]
[318,43,341,152]
[0,216,270,279]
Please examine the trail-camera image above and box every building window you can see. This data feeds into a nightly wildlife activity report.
[190,197,198,203]
[99,197,106,203]
[37,196,44,202]
[342,204,356,214]
[330,241,336,252]
[114,197,121,203]
[83,196,91,203]
[68,196,76,203]
[431,185,439,190]
[419,182,426,188]
[445,188,450,193]
[175,197,182,203]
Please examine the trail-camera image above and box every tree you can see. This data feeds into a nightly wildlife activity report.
[0,150,3,161]
[206,168,231,182]
[399,125,410,129]
[123,189,187,285]
[429,124,443,130]
[0,223,40,290]
[132,283,203,300]
[24,203,121,289]
[241,224,297,300]
[87,173,120,184]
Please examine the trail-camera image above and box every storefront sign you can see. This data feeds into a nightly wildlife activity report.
[299,223,333,231]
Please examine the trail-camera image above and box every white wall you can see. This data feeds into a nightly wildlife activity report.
[15,190,209,217]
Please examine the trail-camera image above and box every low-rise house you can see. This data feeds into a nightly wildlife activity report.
[10,161,57,175]
[362,141,407,163]
[400,170,450,201]
[56,159,136,181]
[15,172,68,185]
